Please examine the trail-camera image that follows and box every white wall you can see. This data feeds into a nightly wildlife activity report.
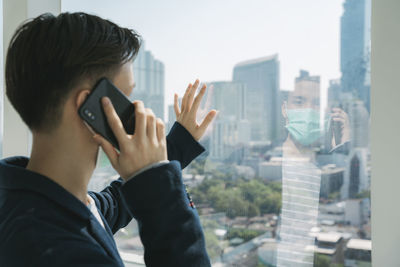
[371,0,400,266]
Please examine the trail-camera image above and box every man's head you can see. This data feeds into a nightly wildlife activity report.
[282,75,322,147]
[6,12,141,134]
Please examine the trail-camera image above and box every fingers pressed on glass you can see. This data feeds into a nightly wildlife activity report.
[199,110,217,132]
[191,84,207,117]
[186,79,199,111]
[181,83,192,112]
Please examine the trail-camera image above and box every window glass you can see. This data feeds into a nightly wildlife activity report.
[63,1,371,266]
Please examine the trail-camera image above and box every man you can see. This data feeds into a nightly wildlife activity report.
[277,75,350,266]
[0,12,216,266]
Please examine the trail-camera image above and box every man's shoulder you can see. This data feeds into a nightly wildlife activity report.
[0,216,109,267]
[0,205,94,266]
[0,189,89,244]
[0,202,85,244]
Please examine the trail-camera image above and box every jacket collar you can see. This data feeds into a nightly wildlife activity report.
[0,156,91,220]
[0,156,125,265]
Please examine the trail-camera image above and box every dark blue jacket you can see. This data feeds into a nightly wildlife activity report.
[0,122,211,267]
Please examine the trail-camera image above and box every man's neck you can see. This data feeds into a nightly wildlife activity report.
[26,132,98,204]
[283,136,316,162]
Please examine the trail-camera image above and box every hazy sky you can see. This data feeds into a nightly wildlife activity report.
[62,0,344,120]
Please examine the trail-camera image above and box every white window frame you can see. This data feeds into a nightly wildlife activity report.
[371,0,400,266]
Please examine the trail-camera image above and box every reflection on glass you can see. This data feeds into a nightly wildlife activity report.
[278,71,327,267]
[79,0,372,266]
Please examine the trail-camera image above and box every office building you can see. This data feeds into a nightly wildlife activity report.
[344,239,371,266]
[340,0,371,110]
[233,55,280,143]
[131,42,165,119]
[341,148,370,199]
[205,81,251,161]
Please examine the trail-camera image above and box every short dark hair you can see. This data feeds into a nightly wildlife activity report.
[6,12,141,132]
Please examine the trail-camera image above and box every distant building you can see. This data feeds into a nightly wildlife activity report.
[209,118,250,162]
[318,201,347,224]
[131,42,165,120]
[341,148,370,199]
[205,81,251,162]
[318,198,369,227]
[349,101,370,148]
[344,199,370,227]
[320,165,345,199]
[233,55,280,143]
[167,104,175,132]
[340,0,371,110]
[207,81,247,121]
[310,232,346,264]
[258,158,282,181]
[344,239,371,266]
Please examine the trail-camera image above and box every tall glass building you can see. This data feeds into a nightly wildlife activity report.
[131,42,165,120]
[205,81,250,161]
[340,0,371,110]
[233,55,280,144]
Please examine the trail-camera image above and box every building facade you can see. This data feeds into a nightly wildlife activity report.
[233,55,280,143]
[205,81,250,161]
[340,0,371,110]
[131,42,165,120]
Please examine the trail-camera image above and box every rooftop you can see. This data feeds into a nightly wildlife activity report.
[346,239,372,251]
[311,232,343,243]
[234,54,278,68]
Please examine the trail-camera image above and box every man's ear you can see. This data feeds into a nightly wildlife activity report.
[75,90,91,109]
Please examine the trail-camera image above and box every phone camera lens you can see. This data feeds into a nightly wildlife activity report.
[84,109,95,121]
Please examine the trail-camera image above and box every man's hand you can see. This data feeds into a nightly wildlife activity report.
[331,107,351,147]
[93,97,167,181]
[174,79,217,141]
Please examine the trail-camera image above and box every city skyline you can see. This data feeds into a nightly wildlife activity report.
[66,1,371,265]
[62,0,345,120]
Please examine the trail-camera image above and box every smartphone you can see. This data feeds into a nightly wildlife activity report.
[78,78,135,150]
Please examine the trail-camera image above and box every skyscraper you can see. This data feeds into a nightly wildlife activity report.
[340,0,371,110]
[207,81,246,121]
[205,81,250,161]
[233,54,280,143]
[131,42,165,119]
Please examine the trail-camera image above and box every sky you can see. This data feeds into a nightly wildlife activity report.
[62,0,344,120]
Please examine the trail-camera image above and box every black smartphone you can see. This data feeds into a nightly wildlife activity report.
[78,78,135,150]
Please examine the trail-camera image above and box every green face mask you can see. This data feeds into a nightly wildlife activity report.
[285,108,325,146]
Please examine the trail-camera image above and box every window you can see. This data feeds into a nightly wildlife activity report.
[62,1,371,266]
